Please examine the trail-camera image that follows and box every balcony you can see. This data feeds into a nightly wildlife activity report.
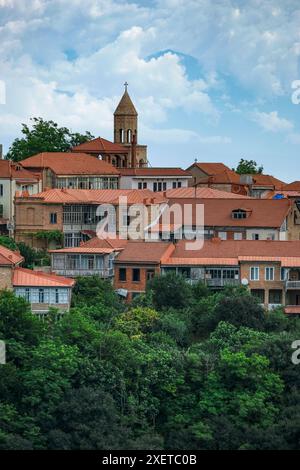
[187,278,240,287]
[286,280,300,290]
[52,268,114,278]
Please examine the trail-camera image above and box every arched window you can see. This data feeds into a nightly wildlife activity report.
[119,129,124,143]
[127,129,132,143]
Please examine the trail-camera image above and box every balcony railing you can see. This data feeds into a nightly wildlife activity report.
[286,280,300,290]
[186,278,240,287]
[52,268,114,278]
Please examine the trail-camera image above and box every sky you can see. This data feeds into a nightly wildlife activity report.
[0,0,300,182]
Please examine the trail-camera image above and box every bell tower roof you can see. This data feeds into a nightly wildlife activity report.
[114,82,138,116]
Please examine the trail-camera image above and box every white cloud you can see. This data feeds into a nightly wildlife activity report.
[250,110,294,132]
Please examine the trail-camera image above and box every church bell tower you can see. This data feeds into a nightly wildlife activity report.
[114,83,147,168]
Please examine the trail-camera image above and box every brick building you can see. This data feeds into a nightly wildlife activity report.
[14,188,167,249]
[114,238,300,313]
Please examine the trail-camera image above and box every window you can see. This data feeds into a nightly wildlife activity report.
[39,289,44,303]
[250,266,260,281]
[234,233,243,240]
[218,232,227,240]
[157,182,162,192]
[0,184,3,197]
[55,289,59,304]
[50,212,57,224]
[25,288,30,302]
[172,181,177,189]
[163,182,167,191]
[132,268,140,282]
[138,182,142,189]
[153,182,157,192]
[281,268,288,281]
[232,209,247,219]
[177,181,182,188]
[146,269,155,281]
[252,233,260,240]
[119,268,126,281]
[0,205,3,218]
[269,290,282,304]
[265,267,274,281]
[251,289,265,303]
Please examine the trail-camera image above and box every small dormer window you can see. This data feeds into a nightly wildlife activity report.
[232,209,247,219]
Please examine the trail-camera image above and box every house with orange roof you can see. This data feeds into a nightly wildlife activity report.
[119,167,192,191]
[13,267,75,315]
[50,236,128,278]
[21,152,119,191]
[0,244,74,314]
[153,197,300,242]
[14,188,167,249]
[186,162,232,185]
[0,160,41,235]
[113,238,300,313]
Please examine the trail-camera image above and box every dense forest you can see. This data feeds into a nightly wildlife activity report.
[0,273,299,450]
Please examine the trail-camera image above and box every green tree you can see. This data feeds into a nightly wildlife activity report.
[234,158,264,174]
[147,273,193,310]
[6,117,94,162]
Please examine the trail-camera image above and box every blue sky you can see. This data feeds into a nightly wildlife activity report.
[0,0,300,182]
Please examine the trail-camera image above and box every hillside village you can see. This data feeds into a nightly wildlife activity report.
[0,86,300,317]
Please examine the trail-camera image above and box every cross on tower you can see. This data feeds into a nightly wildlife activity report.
[124,81,128,91]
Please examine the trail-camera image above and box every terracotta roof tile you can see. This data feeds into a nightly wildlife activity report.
[21,152,119,175]
[13,267,75,287]
[115,241,174,264]
[0,160,39,181]
[17,188,167,205]
[188,162,231,175]
[158,187,250,199]
[72,137,129,154]
[282,181,300,191]
[0,245,23,266]
[161,197,292,228]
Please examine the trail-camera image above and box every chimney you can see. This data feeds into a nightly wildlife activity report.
[131,133,137,168]
[0,144,3,159]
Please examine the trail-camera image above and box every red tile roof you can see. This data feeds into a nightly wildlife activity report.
[158,187,250,199]
[17,188,167,205]
[198,169,242,185]
[250,174,285,190]
[282,181,300,191]
[13,267,75,287]
[21,152,119,175]
[188,162,231,175]
[72,137,129,154]
[119,167,191,177]
[50,235,128,254]
[0,160,39,182]
[163,239,300,265]
[0,245,23,266]
[162,197,292,228]
[82,236,128,250]
[115,241,174,264]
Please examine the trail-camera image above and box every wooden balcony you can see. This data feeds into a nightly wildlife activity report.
[52,268,114,278]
